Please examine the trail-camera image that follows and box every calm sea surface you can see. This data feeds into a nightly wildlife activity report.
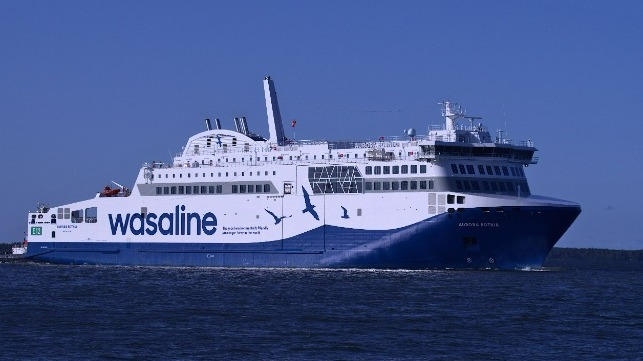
[0,261,641,361]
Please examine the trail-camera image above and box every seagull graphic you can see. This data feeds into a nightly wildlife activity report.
[301,186,320,221]
[264,209,291,225]
[216,135,222,146]
[340,206,350,219]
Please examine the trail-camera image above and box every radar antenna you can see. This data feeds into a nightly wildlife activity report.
[464,116,482,130]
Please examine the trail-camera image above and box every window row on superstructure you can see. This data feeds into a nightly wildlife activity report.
[365,164,428,175]
[156,169,277,179]
[154,183,272,196]
[453,178,530,196]
[365,180,434,191]
[451,163,525,177]
[28,207,99,224]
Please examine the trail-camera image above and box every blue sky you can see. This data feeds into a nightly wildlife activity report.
[1,1,641,249]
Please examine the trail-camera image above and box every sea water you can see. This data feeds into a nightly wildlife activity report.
[0,262,641,360]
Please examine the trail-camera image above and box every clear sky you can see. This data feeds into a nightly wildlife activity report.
[1,1,642,249]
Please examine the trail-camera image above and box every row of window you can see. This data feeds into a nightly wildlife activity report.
[365,180,434,191]
[159,170,276,179]
[155,184,272,195]
[454,179,530,195]
[451,163,525,177]
[186,152,363,166]
[365,164,427,176]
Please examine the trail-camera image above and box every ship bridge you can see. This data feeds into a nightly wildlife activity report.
[415,101,538,164]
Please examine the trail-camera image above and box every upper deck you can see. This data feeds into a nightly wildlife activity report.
[164,90,537,173]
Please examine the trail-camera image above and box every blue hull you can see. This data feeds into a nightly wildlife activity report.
[26,206,580,269]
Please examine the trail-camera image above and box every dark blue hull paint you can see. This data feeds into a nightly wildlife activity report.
[26,206,580,269]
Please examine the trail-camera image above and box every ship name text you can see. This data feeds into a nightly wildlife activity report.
[458,222,500,227]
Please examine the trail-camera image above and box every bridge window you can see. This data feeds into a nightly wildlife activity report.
[482,181,490,191]
[232,185,238,193]
[499,182,507,192]
[391,181,399,190]
[186,186,192,194]
[486,165,493,175]
[420,181,426,190]
[156,187,162,195]
[502,166,509,176]
[163,187,169,195]
[451,164,458,174]
[365,166,372,175]
[178,186,184,194]
[456,180,463,190]
[420,165,426,173]
[471,181,480,191]
[401,181,408,190]
[171,186,177,194]
[411,165,417,174]
[478,165,485,174]
[383,166,390,174]
[393,166,400,174]
[494,166,501,176]
[240,185,246,193]
[374,166,381,175]
[490,182,498,192]
[365,182,372,191]
[467,165,475,174]
[401,165,408,174]
[374,182,381,191]
[217,185,223,193]
[458,164,466,174]
[255,185,262,193]
[511,167,517,176]
[410,181,417,190]
[201,186,207,194]
[382,182,390,190]
[263,184,271,192]
[463,180,471,191]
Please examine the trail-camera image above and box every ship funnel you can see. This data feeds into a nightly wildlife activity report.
[240,116,250,135]
[205,118,212,131]
[234,117,250,135]
[263,76,287,146]
[214,118,222,129]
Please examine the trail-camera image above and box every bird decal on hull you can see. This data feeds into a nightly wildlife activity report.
[264,209,291,225]
[340,206,349,219]
[301,186,320,221]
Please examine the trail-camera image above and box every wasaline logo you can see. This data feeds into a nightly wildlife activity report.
[108,205,217,236]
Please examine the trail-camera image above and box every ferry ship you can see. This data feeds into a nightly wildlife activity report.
[25,77,580,269]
